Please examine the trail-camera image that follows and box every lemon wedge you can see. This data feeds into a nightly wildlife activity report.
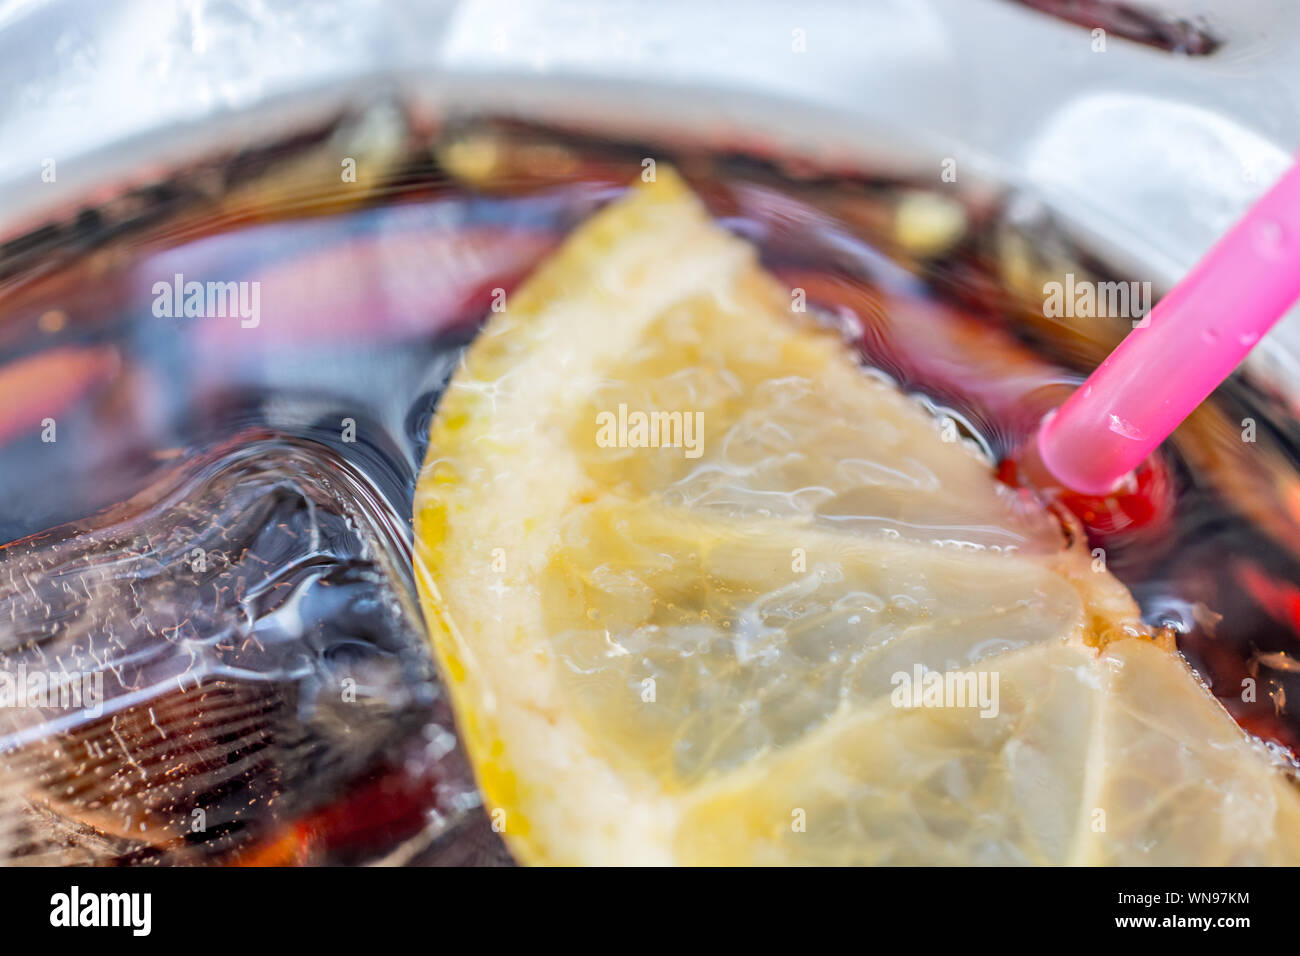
[414,169,1300,865]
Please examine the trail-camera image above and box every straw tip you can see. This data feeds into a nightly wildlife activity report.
[999,427,1174,541]
[1035,413,1132,497]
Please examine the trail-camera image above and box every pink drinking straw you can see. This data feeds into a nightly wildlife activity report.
[1037,160,1300,495]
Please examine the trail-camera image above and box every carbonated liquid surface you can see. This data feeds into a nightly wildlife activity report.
[1,110,1297,864]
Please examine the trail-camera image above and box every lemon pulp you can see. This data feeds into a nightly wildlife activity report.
[414,169,1300,865]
